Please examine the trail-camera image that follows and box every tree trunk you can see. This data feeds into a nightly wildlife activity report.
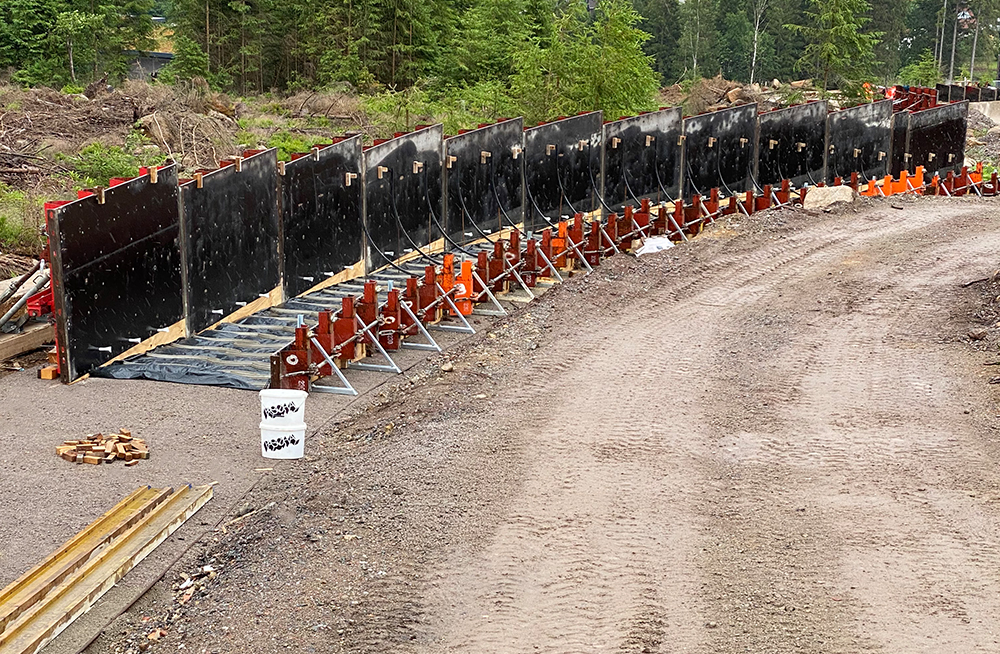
[205,0,210,73]
[948,5,958,83]
[970,18,979,82]
[68,39,76,83]
[937,0,947,69]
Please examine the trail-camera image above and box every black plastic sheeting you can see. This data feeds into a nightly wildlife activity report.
[683,104,757,197]
[363,125,443,273]
[280,136,364,298]
[601,108,682,213]
[757,101,827,187]
[905,101,969,176]
[182,150,280,333]
[523,112,602,232]
[97,295,335,390]
[49,165,183,381]
[443,118,524,246]
[889,112,910,177]
[826,100,892,183]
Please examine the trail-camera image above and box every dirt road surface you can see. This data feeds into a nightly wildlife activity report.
[85,196,1000,654]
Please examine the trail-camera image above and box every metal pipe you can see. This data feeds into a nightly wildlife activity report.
[0,270,49,331]
[0,259,41,306]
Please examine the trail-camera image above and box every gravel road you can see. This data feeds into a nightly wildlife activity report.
[89,196,1000,654]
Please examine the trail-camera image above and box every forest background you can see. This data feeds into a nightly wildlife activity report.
[0,0,994,260]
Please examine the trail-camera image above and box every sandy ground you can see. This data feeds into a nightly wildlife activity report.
[11,194,1000,653]
[0,314,488,654]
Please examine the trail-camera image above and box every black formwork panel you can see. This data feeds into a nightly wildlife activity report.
[825,100,892,183]
[757,101,827,187]
[280,135,363,298]
[982,87,999,102]
[523,112,602,232]
[443,118,524,246]
[906,101,969,176]
[601,107,682,213]
[182,149,281,333]
[363,125,443,273]
[936,84,951,103]
[682,104,757,197]
[964,86,982,102]
[889,112,910,177]
[49,165,183,381]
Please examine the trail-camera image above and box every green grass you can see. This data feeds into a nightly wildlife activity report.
[0,185,43,255]
[265,131,317,161]
[59,132,166,188]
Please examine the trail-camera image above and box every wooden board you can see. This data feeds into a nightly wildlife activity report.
[0,323,54,362]
[0,484,212,654]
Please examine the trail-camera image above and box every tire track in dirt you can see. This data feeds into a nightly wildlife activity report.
[410,200,1000,653]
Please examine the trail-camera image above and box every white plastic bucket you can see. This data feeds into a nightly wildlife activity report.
[260,423,306,459]
[259,389,308,426]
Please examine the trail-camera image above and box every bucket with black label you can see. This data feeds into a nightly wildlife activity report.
[259,389,307,426]
[260,423,306,459]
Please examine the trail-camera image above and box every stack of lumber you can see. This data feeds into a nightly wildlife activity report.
[55,429,148,466]
[0,485,213,654]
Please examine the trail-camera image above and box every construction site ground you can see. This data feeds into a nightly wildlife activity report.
[7,194,1000,652]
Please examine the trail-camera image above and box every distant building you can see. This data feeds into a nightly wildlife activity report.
[126,51,173,80]
[126,17,174,80]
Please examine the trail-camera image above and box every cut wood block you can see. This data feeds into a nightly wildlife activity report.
[82,455,100,465]
[119,429,132,438]
[135,451,148,460]
[125,460,139,467]
[64,441,79,446]
[124,452,133,462]
[104,442,114,455]
[115,444,126,456]
[55,446,73,455]
[60,452,76,462]
[47,347,58,364]
[37,365,59,380]
[75,453,84,464]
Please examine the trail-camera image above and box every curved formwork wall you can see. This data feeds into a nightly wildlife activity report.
[757,101,827,188]
[601,108,683,214]
[363,125,444,272]
[523,112,602,232]
[47,165,184,380]
[280,135,364,298]
[443,118,524,246]
[45,97,973,382]
[826,100,892,183]
[683,104,757,197]
[181,149,281,333]
[905,102,969,176]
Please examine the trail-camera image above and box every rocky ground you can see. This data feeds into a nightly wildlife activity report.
[62,194,1000,654]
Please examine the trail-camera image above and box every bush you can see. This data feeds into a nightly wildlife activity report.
[0,185,43,255]
[266,131,317,161]
[60,132,166,188]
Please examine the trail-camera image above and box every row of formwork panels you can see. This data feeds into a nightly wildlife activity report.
[46,99,969,381]
[936,83,999,104]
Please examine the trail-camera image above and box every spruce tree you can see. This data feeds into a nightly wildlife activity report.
[786,0,883,92]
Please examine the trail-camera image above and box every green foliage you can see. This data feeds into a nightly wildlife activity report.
[509,0,658,123]
[158,35,210,85]
[716,8,753,81]
[60,132,166,188]
[265,131,316,161]
[678,0,716,79]
[0,185,43,255]
[898,49,941,87]
[786,0,883,92]
[633,0,682,84]
[0,0,155,87]
[60,83,85,94]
